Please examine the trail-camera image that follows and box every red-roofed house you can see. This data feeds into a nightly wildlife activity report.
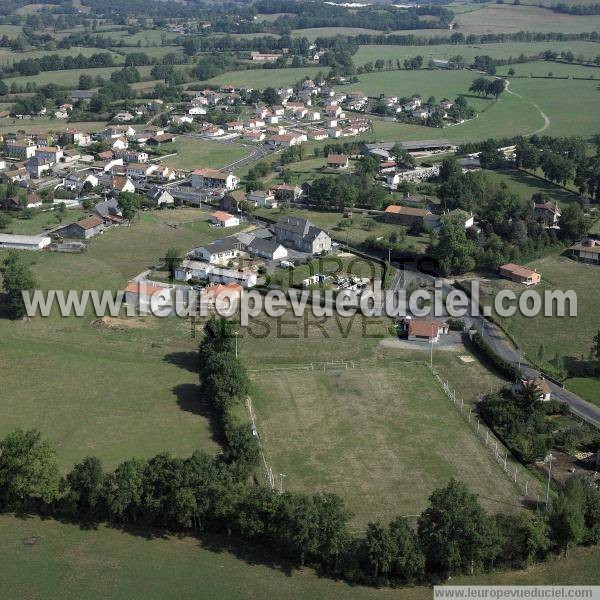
[211,211,240,228]
[499,263,541,286]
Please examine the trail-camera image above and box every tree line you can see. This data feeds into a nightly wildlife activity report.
[0,317,599,584]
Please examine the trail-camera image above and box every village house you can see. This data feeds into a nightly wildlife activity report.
[26,157,53,179]
[126,163,158,179]
[111,137,129,151]
[5,139,37,159]
[188,106,207,115]
[211,211,240,228]
[242,130,266,142]
[309,129,328,141]
[511,377,552,402]
[274,184,302,203]
[124,281,172,312]
[247,237,288,261]
[272,216,331,254]
[110,176,136,194]
[568,238,600,264]
[175,260,257,289]
[147,186,175,207]
[91,198,122,221]
[152,165,176,181]
[35,146,63,164]
[194,236,244,264]
[405,318,449,342]
[499,263,541,286]
[533,201,561,226]
[268,133,306,148]
[247,189,277,208]
[147,134,176,146]
[191,169,238,191]
[384,205,431,228]
[114,111,135,122]
[64,172,99,192]
[326,154,349,169]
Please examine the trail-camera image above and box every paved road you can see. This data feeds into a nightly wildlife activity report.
[393,263,600,427]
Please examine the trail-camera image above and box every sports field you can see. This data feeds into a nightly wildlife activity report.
[250,362,522,526]
[2,514,599,600]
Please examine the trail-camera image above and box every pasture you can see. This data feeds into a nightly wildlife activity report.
[0,208,249,471]
[249,362,522,526]
[2,515,598,600]
[452,4,600,34]
[198,66,324,89]
[162,137,250,171]
[354,42,600,67]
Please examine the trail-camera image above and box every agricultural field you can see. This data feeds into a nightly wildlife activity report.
[197,66,324,89]
[2,64,157,89]
[452,4,600,34]
[0,119,108,135]
[0,208,251,471]
[290,27,384,40]
[354,42,600,67]
[496,61,600,78]
[2,514,599,600]
[161,137,250,171]
[249,362,523,526]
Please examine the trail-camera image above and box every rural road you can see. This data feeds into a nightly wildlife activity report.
[393,263,600,426]
[504,79,550,136]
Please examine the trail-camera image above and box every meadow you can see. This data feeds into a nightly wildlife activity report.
[354,42,600,67]
[197,66,324,89]
[2,515,599,600]
[250,362,522,526]
[0,208,248,471]
[452,4,600,34]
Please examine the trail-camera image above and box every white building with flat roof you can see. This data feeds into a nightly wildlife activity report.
[0,234,51,251]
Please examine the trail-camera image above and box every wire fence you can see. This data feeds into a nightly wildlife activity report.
[431,366,545,507]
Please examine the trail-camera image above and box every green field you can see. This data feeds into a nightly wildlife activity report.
[3,64,157,89]
[0,208,249,471]
[484,254,599,374]
[0,46,124,66]
[497,61,600,79]
[484,168,581,207]
[453,4,600,34]
[2,208,87,236]
[2,514,599,600]
[162,137,250,171]
[354,42,600,67]
[0,119,108,135]
[198,66,324,89]
[290,27,384,40]
[250,362,522,526]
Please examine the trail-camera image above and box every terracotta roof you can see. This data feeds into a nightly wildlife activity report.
[327,154,348,164]
[212,211,235,222]
[124,282,169,297]
[500,263,538,279]
[385,205,429,217]
[522,378,551,395]
[192,168,228,179]
[408,319,439,338]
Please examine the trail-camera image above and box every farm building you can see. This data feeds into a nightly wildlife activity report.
[0,233,51,251]
[56,215,105,239]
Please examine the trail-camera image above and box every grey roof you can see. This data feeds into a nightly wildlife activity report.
[247,237,284,256]
[363,139,452,152]
[201,236,242,255]
[249,227,273,239]
[92,198,120,218]
[147,186,172,201]
[274,216,325,243]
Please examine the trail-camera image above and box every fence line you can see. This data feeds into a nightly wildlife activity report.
[247,357,426,374]
[430,367,543,506]
[245,397,275,490]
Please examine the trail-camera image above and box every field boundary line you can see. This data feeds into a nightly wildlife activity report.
[245,397,275,490]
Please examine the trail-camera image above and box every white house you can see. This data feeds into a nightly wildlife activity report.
[191,169,238,191]
[247,189,277,208]
[211,211,240,227]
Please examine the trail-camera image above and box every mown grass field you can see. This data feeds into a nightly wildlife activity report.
[354,42,600,67]
[250,362,522,525]
[0,208,249,471]
[496,60,600,78]
[452,4,600,34]
[198,66,324,89]
[162,137,250,171]
[2,514,598,600]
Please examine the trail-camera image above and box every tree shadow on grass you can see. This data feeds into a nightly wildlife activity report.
[172,383,223,446]
[163,351,198,374]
